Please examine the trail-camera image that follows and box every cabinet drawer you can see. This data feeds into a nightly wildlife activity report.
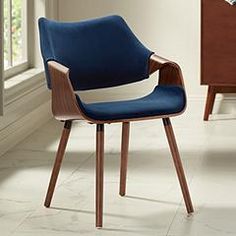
[201,0,236,85]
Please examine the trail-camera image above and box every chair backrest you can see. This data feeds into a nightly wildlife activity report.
[38,15,153,90]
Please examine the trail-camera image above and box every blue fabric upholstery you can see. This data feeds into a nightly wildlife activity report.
[38,15,153,90]
[76,85,186,121]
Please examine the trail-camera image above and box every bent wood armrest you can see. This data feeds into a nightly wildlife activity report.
[47,57,186,123]
[149,54,185,88]
[48,61,83,121]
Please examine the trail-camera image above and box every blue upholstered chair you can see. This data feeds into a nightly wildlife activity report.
[38,15,193,228]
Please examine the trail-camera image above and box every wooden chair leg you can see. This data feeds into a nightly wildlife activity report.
[162,118,194,214]
[96,124,104,228]
[119,122,130,196]
[204,86,216,121]
[44,120,72,208]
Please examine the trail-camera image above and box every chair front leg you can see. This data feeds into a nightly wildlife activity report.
[119,122,130,196]
[96,124,104,228]
[162,118,194,214]
[44,120,72,207]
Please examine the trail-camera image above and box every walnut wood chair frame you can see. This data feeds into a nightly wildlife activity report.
[44,54,194,228]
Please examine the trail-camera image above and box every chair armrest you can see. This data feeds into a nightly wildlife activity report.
[48,61,83,121]
[149,54,185,88]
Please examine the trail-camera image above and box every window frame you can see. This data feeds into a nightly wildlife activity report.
[3,0,30,80]
[0,0,59,116]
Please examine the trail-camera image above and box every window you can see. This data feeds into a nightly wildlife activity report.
[3,0,28,79]
[0,0,56,115]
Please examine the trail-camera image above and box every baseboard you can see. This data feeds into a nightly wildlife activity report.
[0,89,235,158]
[0,101,51,157]
[214,96,236,115]
[187,94,236,114]
[0,85,52,157]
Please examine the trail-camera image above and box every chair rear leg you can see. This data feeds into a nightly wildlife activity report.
[96,124,104,228]
[44,120,72,208]
[162,118,194,214]
[119,122,130,196]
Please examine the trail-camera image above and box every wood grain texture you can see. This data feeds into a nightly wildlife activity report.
[48,61,83,121]
[201,0,236,120]
[44,120,72,207]
[203,86,236,121]
[203,86,216,121]
[46,54,191,228]
[149,54,184,87]
[201,0,236,86]
[119,122,130,196]
[96,124,104,228]
[48,54,186,124]
[163,118,194,214]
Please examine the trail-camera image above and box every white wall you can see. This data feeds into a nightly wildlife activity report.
[58,0,205,102]
[0,0,4,114]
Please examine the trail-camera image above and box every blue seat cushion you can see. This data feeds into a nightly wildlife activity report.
[76,85,186,121]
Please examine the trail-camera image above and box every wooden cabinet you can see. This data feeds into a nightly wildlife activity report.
[201,0,236,120]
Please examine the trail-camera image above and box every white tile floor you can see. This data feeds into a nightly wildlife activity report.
[1,101,236,235]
